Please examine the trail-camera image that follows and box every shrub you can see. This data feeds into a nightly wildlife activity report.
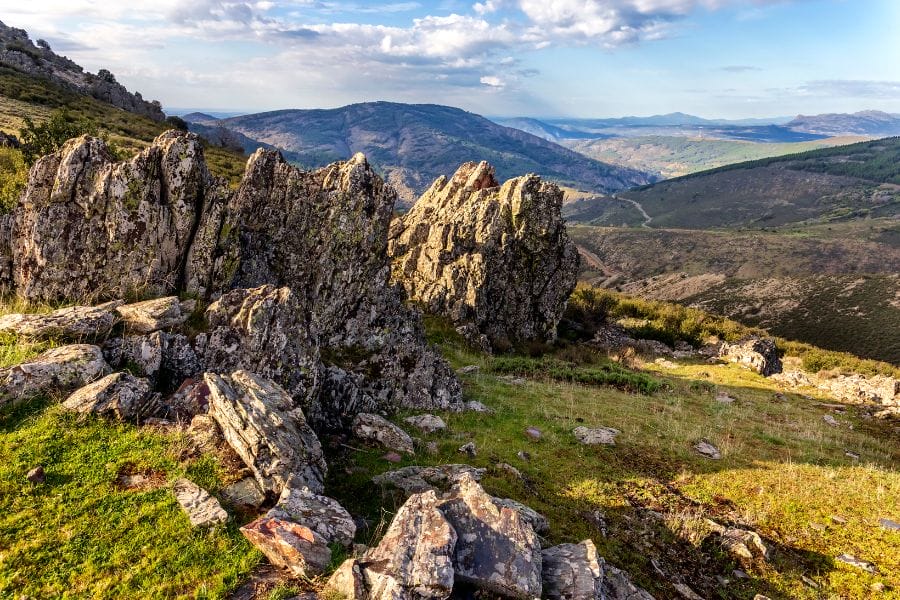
[19,109,99,165]
[0,147,27,213]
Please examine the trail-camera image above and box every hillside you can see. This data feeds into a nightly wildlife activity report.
[787,110,900,137]
[212,102,655,204]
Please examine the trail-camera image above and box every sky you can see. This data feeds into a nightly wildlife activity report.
[1,0,899,118]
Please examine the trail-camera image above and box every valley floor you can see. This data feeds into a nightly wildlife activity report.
[2,323,898,599]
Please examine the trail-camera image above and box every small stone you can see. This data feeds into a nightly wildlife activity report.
[517,450,531,461]
[693,439,721,459]
[382,452,403,463]
[823,414,839,427]
[220,477,266,509]
[458,441,477,457]
[502,376,527,385]
[801,575,819,588]
[810,523,826,532]
[715,392,736,404]
[674,583,704,600]
[352,413,415,454]
[496,462,522,479]
[465,400,492,413]
[720,527,768,562]
[573,426,620,446]
[403,414,447,434]
[240,516,331,578]
[872,582,886,592]
[525,426,542,440]
[459,365,480,375]
[845,451,860,460]
[836,553,876,573]
[373,464,485,496]
[878,518,900,531]
[831,515,847,524]
[173,478,228,528]
[732,569,748,579]
[26,466,45,484]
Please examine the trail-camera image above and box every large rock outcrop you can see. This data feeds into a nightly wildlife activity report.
[389,161,579,350]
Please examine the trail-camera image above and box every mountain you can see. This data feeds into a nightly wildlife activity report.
[215,101,655,204]
[490,117,606,141]
[0,20,164,122]
[181,112,219,124]
[786,110,900,137]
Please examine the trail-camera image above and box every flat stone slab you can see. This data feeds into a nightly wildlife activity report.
[352,412,414,454]
[403,414,447,434]
[63,372,154,422]
[693,439,721,460]
[173,478,228,528]
[0,344,110,408]
[573,426,620,446]
[116,296,195,334]
[0,304,118,340]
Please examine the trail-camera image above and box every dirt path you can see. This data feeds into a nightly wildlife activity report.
[615,194,653,228]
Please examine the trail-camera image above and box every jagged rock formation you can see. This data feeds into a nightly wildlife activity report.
[389,161,579,350]
[0,21,165,121]
[720,336,782,376]
[0,344,109,407]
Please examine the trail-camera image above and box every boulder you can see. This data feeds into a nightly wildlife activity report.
[116,296,195,334]
[372,464,485,496]
[389,161,579,350]
[267,485,356,547]
[493,497,550,535]
[352,413,415,454]
[601,562,656,600]
[62,372,154,422]
[693,440,721,460]
[542,540,604,600]
[240,516,331,578]
[0,344,110,407]
[719,336,782,376]
[205,370,326,496]
[173,478,228,528]
[109,331,201,393]
[220,477,266,509]
[403,414,447,434]
[326,559,368,600]
[573,426,620,446]
[0,304,118,340]
[437,473,542,599]
[362,490,457,600]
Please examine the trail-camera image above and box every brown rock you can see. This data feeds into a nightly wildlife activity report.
[240,516,331,578]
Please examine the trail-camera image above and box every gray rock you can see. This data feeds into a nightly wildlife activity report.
[205,370,326,496]
[835,553,876,573]
[493,497,550,535]
[116,297,195,334]
[495,462,522,479]
[240,516,331,578]
[372,464,486,496]
[674,583,704,600]
[693,439,721,460]
[220,478,266,509]
[403,414,447,434]
[267,486,356,547]
[823,414,839,427]
[459,365,480,375]
[879,518,900,531]
[573,426,620,446]
[438,473,542,599]
[352,413,415,454]
[0,344,110,407]
[173,478,228,528]
[62,372,154,422]
[458,441,477,457]
[719,527,768,563]
[525,426,542,440]
[389,161,579,350]
[719,336,782,376]
[326,559,367,600]
[465,400,492,413]
[542,540,604,600]
[601,562,656,600]
[0,304,118,340]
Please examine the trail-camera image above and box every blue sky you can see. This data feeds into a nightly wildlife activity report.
[2,0,898,118]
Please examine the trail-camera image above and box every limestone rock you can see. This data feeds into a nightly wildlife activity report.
[835,553,876,573]
[267,486,356,547]
[326,559,367,600]
[205,370,326,496]
[0,344,110,407]
[62,372,154,422]
[240,516,331,578]
[720,527,768,563]
[0,305,117,340]
[573,426,620,446]
[221,477,266,509]
[352,413,414,454]
[173,478,228,528]
[389,161,579,350]
[363,490,457,600]
[116,297,195,334]
[403,414,447,434]
[601,562,656,600]
[693,440,721,460]
[674,583,704,600]
[720,336,782,376]
[542,540,604,600]
[438,473,542,599]
[372,464,485,496]
[458,441,477,457]
[493,497,550,535]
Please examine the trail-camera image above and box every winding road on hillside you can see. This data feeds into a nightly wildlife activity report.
[614,194,653,228]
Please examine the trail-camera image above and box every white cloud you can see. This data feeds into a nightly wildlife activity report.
[480,75,505,87]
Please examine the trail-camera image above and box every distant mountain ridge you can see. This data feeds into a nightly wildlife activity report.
[204,101,655,204]
[786,110,900,136]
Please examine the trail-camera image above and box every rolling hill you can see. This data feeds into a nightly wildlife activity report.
[208,102,655,204]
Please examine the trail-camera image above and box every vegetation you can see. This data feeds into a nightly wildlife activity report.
[19,109,100,165]
[0,146,27,212]
[489,355,662,395]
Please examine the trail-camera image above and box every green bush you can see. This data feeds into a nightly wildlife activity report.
[19,109,99,165]
[0,147,27,213]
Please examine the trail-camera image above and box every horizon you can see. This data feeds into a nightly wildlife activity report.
[2,0,898,119]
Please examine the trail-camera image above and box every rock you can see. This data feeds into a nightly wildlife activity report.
[503,376,527,385]
[173,478,228,528]
[493,497,550,535]
[326,559,367,600]
[693,439,721,460]
[0,304,118,340]
[438,473,542,599]
[845,451,860,460]
[116,297,195,334]
[542,540,604,600]
[495,462,522,479]
[382,452,403,463]
[465,400,492,413]
[187,413,222,451]
[165,377,210,419]
[879,518,900,531]
[458,441,477,457]
[517,451,531,461]
[373,464,486,496]
[389,161,579,350]
[831,515,847,525]
[600,562,656,600]
[240,516,331,578]
[835,553,876,573]
[403,414,447,434]
[715,392,736,404]
[352,413,415,454]
[823,414,839,427]
[674,583,704,600]
[62,372,155,422]
[363,490,457,600]
[720,528,768,562]
[573,426,620,446]
[26,466,45,484]
[205,370,326,496]
[220,478,266,509]
[525,426,542,440]
[7,132,226,302]
[459,365,480,375]
[267,486,356,547]
[0,344,110,407]
[719,336,782,376]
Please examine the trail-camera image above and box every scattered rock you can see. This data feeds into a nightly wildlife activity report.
[719,336,782,376]
[458,441,477,457]
[525,426,542,440]
[492,497,550,535]
[823,414,839,427]
[325,559,367,600]
[26,466,45,484]
[517,450,531,461]
[573,426,619,446]
[220,478,266,509]
[267,486,356,547]
[495,462,522,479]
[502,376,527,386]
[382,452,403,463]
[62,372,154,422]
[372,464,485,496]
[693,439,721,460]
[438,473,542,599]
[601,562,656,600]
[465,400,492,413]
[0,304,118,340]
[206,370,326,496]
[389,161,579,350]
[754,595,772,600]
[831,515,847,525]
[0,344,110,408]
[542,540,603,600]
[674,583,704,600]
[173,478,228,528]
[403,414,447,434]
[240,516,331,578]
[732,569,748,579]
[116,297,195,334]
[835,553,876,573]
[351,413,415,454]
[878,518,900,531]
[719,527,768,563]
[715,392,736,404]
[845,451,860,460]
[459,365,480,376]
